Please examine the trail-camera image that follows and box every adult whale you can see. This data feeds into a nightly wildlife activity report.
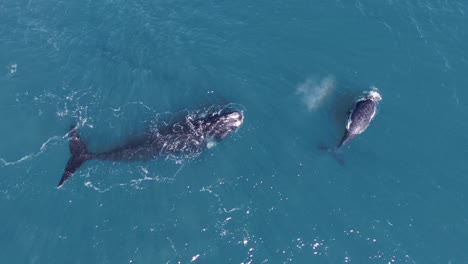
[58,107,244,187]
[336,89,382,150]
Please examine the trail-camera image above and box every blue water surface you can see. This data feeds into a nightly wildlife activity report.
[1,0,468,263]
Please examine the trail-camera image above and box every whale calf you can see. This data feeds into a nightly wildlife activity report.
[58,107,244,187]
[337,89,382,150]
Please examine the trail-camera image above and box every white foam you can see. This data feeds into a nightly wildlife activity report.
[9,64,17,74]
[296,75,335,111]
[0,136,61,167]
[84,181,111,193]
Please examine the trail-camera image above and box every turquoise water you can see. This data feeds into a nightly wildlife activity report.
[1,0,468,263]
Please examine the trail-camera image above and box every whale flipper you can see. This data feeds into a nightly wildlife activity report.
[58,126,91,188]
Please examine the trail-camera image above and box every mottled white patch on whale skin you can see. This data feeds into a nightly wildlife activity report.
[346,116,353,130]
[233,119,243,127]
[207,140,216,149]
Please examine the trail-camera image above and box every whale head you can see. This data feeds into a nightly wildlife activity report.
[204,111,244,141]
[367,87,382,102]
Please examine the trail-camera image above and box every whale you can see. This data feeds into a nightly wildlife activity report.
[336,89,382,150]
[58,107,244,187]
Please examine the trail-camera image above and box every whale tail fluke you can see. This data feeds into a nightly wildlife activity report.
[58,126,92,188]
[318,142,345,166]
[332,147,345,166]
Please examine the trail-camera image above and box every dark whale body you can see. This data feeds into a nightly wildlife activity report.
[58,108,244,187]
[337,90,382,150]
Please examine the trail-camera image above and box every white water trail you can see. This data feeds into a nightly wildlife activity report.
[0,136,62,167]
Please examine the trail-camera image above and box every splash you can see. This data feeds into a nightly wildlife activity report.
[296,75,335,111]
[9,64,17,75]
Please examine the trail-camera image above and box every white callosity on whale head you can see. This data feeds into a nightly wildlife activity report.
[226,111,243,128]
[367,88,382,121]
[203,110,244,143]
[367,87,382,102]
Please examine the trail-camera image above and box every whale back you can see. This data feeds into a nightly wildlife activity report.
[346,99,376,135]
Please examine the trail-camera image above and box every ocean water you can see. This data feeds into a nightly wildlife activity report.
[1,0,468,263]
